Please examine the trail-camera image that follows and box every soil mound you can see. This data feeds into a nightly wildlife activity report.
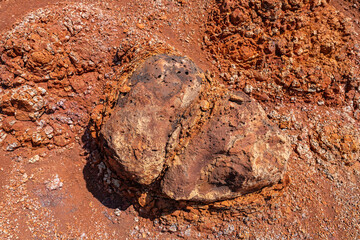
[205,0,360,106]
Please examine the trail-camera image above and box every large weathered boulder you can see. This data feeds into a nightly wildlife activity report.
[100,54,203,185]
[100,53,290,202]
[162,91,290,202]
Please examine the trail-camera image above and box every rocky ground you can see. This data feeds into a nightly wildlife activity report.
[0,0,359,239]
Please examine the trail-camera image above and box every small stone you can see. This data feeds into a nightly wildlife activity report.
[31,132,44,146]
[0,130,7,143]
[44,126,54,139]
[229,93,245,103]
[136,23,145,29]
[244,84,253,94]
[29,51,53,65]
[114,208,121,216]
[138,193,147,207]
[45,174,63,191]
[22,173,28,183]
[184,228,191,236]
[169,224,177,232]
[119,85,131,93]
[6,142,19,151]
[200,100,210,111]
[28,155,40,164]
[37,87,47,95]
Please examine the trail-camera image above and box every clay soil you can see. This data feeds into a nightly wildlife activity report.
[0,0,360,239]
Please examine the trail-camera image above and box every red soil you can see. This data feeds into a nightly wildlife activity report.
[0,0,359,239]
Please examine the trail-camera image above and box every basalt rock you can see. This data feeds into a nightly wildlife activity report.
[100,54,290,202]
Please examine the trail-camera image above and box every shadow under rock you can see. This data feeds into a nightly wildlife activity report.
[81,126,188,220]
[82,127,133,211]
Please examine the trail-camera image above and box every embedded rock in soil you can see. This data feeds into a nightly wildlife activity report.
[162,91,290,202]
[101,53,290,202]
[100,54,203,185]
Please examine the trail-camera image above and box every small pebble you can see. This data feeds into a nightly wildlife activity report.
[28,155,40,164]
[114,208,121,216]
[244,84,253,94]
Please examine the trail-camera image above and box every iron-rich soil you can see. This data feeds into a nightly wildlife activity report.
[0,0,359,239]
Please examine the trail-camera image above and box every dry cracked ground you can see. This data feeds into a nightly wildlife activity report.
[0,0,360,239]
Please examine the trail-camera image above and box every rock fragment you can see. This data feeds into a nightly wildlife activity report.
[28,155,40,164]
[45,174,63,191]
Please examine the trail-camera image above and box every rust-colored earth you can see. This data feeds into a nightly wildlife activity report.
[0,0,360,239]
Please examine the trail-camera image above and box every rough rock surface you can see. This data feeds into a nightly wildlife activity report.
[162,91,290,202]
[101,54,203,185]
[101,54,290,201]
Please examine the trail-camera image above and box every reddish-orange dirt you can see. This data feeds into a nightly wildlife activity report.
[0,0,360,239]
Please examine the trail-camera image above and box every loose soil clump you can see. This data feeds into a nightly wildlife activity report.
[205,0,360,107]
